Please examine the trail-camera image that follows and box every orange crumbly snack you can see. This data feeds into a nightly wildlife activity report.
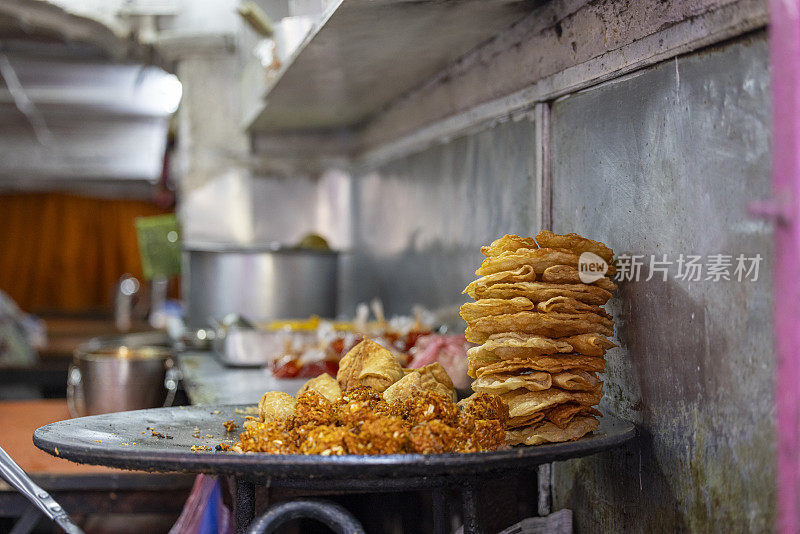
[232,388,507,455]
[458,393,510,427]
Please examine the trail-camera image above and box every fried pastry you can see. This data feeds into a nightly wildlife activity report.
[551,370,603,391]
[501,387,603,419]
[535,296,611,318]
[475,248,579,277]
[465,311,614,344]
[258,391,297,422]
[471,372,552,394]
[470,281,612,305]
[535,230,614,264]
[472,354,607,378]
[337,338,404,393]
[298,373,341,403]
[481,234,539,257]
[543,403,602,429]
[541,264,617,291]
[383,362,457,403]
[459,297,535,323]
[504,415,599,446]
[462,265,538,296]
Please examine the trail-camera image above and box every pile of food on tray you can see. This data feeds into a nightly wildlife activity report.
[229,338,508,455]
[460,232,617,445]
[227,231,616,454]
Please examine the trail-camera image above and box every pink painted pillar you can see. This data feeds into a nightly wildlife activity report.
[771,1,800,532]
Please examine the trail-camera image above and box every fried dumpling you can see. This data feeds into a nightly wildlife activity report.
[337,338,404,393]
[383,362,457,403]
[298,373,341,403]
[258,391,297,422]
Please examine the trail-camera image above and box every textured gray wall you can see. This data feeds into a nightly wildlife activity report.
[342,33,773,532]
[550,34,773,532]
[342,118,539,319]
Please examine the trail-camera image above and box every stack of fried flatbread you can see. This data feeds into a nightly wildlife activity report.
[459,231,617,446]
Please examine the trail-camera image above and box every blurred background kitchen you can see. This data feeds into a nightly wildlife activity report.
[0,0,777,533]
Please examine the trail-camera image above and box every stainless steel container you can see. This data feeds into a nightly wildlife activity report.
[183,243,339,328]
[68,334,174,417]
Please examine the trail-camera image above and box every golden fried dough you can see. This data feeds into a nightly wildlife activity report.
[559,333,618,357]
[501,387,603,418]
[459,297,534,323]
[465,311,615,344]
[535,230,614,264]
[506,412,546,429]
[466,333,613,376]
[383,362,457,403]
[258,391,297,422]
[463,265,538,296]
[535,296,611,318]
[481,234,539,257]
[475,248,579,277]
[541,264,617,290]
[298,373,341,403]
[505,415,599,446]
[337,338,404,393]
[470,281,612,305]
[551,370,602,391]
[473,354,607,378]
[472,372,552,394]
[544,403,602,429]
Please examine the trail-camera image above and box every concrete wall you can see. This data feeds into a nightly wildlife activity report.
[550,34,773,532]
[342,117,540,320]
[345,34,773,531]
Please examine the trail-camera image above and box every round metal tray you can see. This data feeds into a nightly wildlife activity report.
[34,404,636,487]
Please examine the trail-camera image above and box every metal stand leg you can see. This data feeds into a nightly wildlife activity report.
[235,479,256,534]
[537,463,552,516]
[461,481,482,534]
[432,487,448,534]
[10,505,41,534]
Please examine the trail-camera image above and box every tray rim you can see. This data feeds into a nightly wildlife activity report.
[32,404,637,482]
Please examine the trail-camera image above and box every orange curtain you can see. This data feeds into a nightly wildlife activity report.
[0,193,170,314]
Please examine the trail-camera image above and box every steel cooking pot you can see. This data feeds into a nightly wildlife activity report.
[183,243,339,328]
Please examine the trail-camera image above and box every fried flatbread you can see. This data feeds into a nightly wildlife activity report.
[471,371,552,394]
[383,362,457,403]
[559,333,618,357]
[506,412,545,429]
[541,264,617,291]
[535,230,614,264]
[459,297,535,323]
[463,265,538,296]
[501,387,602,418]
[475,248,580,277]
[472,354,607,378]
[466,336,573,377]
[466,333,615,376]
[535,296,612,319]
[505,415,599,446]
[465,311,614,344]
[481,234,539,257]
[470,282,612,305]
[551,370,603,391]
[544,403,603,429]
